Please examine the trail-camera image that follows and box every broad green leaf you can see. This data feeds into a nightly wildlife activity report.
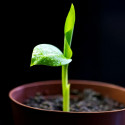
[63,3,75,59]
[30,44,72,67]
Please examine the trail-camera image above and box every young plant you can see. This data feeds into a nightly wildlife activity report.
[30,4,75,112]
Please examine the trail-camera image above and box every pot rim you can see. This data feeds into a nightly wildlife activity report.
[9,80,125,114]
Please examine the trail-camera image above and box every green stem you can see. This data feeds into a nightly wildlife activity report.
[62,64,70,111]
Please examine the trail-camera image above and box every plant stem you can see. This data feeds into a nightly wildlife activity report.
[62,64,70,111]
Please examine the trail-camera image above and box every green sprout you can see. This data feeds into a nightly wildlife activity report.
[30,4,75,112]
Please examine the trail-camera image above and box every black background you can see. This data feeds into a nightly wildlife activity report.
[1,0,125,124]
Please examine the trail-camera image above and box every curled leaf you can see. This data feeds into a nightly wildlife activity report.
[63,3,75,59]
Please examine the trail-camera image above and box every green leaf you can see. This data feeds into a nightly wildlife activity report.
[63,3,75,59]
[64,3,75,46]
[30,44,72,67]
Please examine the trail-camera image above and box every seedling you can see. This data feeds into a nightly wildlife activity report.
[30,4,75,112]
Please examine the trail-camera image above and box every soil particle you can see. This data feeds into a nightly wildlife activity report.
[24,89,125,112]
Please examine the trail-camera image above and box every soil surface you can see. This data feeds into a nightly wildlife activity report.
[24,89,125,112]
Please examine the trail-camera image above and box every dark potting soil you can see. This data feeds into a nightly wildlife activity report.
[24,89,125,112]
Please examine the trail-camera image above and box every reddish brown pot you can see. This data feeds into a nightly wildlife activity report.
[9,80,125,125]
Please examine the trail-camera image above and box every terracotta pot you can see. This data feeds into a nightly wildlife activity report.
[9,80,125,125]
